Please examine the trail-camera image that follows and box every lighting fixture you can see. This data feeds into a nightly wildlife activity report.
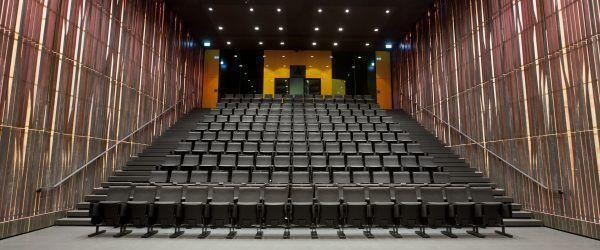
[280,41,285,45]
[218,26,223,30]
[258,41,263,45]
[314,27,320,31]
[249,7,254,12]
[385,43,393,49]
[318,8,322,13]
[226,41,231,45]
[278,26,284,31]
[386,9,391,14]
[374,28,380,32]
[254,26,260,31]
[312,42,317,46]
[365,43,371,47]
[345,9,350,13]
[333,42,338,46]
[338,27,344,32]
[208,7,213,12]
[203,41,211,47]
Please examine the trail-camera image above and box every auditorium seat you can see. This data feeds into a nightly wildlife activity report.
[368,187,399,237]
[125,186,158,238]
[342,187,369,238]
[263,186,290,238]
[420,187,454,238]
[89,186,132,237]
[182,186,210,238]
[290,187,316,237]
[394,187,426,237]
[470,187,513,238]
[236,187,262,238]
[152,186,184,238]
[209,187,237,238]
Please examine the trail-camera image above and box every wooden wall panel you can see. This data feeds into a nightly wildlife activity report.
[0,0,203,238]
[392,0,600,239]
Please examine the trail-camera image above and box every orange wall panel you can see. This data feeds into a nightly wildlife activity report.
[376,51,392,109]
[202,49,220,108]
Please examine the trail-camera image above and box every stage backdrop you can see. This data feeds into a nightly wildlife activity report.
[0,0,203,238]
[392,0,600,239]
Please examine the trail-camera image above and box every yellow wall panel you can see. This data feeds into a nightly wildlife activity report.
[202,49,220,108]
[263,50,332,95]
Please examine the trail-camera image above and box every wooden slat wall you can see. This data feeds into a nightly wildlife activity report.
[392,0,600,239]
[0,0,203,238]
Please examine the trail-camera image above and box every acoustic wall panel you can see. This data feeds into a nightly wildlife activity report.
[0,0,203,238]
[392,0,600,239]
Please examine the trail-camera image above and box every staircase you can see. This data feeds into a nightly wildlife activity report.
[56,109,542,227]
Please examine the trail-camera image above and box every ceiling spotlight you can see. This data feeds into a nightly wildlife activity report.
[345,9,350,13]
[254,26,260,31]
[208,7,213,12]
[385,43,393,49]
[277,8,282,12]
[203,41,211,47]
[280,41,285,45]
[365,43,370,47]
[226,41,231,45]
[278,26,284,31]
[357,56,362,59]
[333,42,338,46]
[258,41,263,45]
[374,28,380,32]
[386,9,391,14]
[282,55,286,58]
[249,7,254,12]
[310,55,314,58]
[218,26,223,30]
[338,27,344,32]
[317,8,323,13]
[314,27,320,31]
[312,42,317,46]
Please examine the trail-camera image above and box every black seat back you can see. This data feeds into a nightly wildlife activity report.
[132,186,157,202]
[420,187,444,202]
[159,186,183,202]
[105,186,132,202]
[185,186,209,202]
[212,187,235,203]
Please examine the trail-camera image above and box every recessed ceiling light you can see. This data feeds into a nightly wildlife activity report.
[374,28,380,32]
[226,41,231,45]
[365,43,370,47]
[386,9,391,14]
[234,55,238,58]
[333,42,338,46]
[325,65,329,68]
[277,8,282,12]
[282,55,286,58]
[249,7,254,12]
[310,55,314,58]
[258,41,263,45]
[203,41,211,47]
[208,7,213,12]
[280,41,285,45]
[317,8,322,13]
[314,27,320,31]
[357,56,362,59]
[345,9,350,13]
[278,26,284,31]
[218,26,223,30]
[312,42,317,46]
[338,27,344,32]
[254,26,260,31]
[385,43,393,49]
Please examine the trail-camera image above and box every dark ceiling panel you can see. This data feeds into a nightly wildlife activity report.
[166,0,433,51]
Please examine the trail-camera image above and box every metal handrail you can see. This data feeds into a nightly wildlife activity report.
[400,93,549,190]
[36,99,186,192]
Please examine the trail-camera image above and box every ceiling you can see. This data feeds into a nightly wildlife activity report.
[166,0,434,51]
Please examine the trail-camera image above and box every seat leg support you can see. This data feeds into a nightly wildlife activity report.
[198,226,211,239]
[113,226,132,238]
[255,228,263,239]
[363,225,374,239]
[88,226,106,237]
[170,227,184,238]
[415,227,430,238]
[226,226,237,239]
[389,226,402,238]
[466,226,485,238]
[494,225,513,238]
[283,227,291,239]
[141,226,158,238]
[310,227,318,239]
[441,226,457,238]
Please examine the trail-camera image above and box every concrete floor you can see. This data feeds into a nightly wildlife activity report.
[1,226,598,250]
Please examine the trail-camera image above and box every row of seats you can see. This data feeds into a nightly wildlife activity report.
[202,114,392,124]
[150,170,451,185]
[161,154,437,172]
[220,94,375,102]
[211,106,384,114]
[183,131,414,144]
[173,141,424,156]
[194,123,406,133]
[89,185,512,239]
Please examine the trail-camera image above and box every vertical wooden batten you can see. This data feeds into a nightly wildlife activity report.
[392,0,600,239]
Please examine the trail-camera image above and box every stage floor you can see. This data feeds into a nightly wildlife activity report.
[1,227,598,250]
